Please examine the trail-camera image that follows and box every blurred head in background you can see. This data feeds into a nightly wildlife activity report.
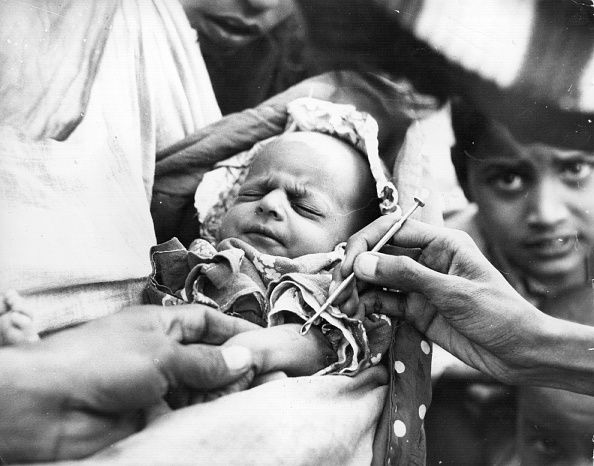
[181,0,295,50]
[516,385,594,466]
[517,285,593,465]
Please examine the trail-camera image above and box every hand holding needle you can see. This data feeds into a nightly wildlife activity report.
[299,197,425,336]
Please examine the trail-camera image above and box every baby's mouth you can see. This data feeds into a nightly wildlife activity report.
[243,225,285,247]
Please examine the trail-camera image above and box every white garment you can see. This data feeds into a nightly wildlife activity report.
[0,0,221,332]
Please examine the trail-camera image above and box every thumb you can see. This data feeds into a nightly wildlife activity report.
[353,252,451,298]
[173,344,254,391]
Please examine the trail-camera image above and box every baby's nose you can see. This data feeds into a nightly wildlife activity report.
[255,190,286,220]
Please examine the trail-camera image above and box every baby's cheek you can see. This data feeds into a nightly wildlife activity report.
[219,208,242,238]
[311,227,341,253]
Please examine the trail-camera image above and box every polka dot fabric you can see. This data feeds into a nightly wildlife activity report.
[372,321,432,465]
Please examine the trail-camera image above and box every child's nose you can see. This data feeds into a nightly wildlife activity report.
[525,178,570,228]
[243,0,281,13]
[255,190,286,221]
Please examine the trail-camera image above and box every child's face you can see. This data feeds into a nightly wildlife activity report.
[517,387,594,466]
[182,0,295,49]
[218,132,376,258]
[466,120,594,287]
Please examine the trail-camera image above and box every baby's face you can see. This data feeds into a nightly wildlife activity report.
[218,132,376,258]
[466,120,594,289]
[182,0,295,49]
[517,386,594,465]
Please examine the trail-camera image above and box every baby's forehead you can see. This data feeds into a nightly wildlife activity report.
[264,131,359,156]
[247,131,376,208]
[250,131,367,175]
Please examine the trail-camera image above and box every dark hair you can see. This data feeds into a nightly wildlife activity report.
[449,97,492,201]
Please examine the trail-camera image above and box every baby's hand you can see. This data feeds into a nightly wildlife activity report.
[186,325,334,404]
[223,324,336,377]
[0,290,39,346]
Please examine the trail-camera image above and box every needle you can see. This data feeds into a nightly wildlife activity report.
[299,197,425,336]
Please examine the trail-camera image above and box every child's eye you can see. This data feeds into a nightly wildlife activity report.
[488,171,525,193]
[560,161,593,183]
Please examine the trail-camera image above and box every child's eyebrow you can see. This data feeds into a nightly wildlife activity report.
[552,151,594,162]
[473,157,532,170]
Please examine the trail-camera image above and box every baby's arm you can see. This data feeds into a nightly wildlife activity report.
[224,324,337,377]
[189,324,335,403]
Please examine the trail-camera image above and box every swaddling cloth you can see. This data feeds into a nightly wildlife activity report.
[147,237,392,376]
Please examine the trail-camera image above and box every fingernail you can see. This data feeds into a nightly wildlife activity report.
[221,346,252,374]
[356,253,378,278]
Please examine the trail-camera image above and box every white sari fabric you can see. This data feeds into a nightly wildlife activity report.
[0,2,393,465]
[93,367,388,465]
[0,0,220,332]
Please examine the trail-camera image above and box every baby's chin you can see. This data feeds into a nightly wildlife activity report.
[235,232,290,257]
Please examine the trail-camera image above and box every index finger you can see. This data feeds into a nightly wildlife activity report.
[342,216,444,276]
[160,305,260,345]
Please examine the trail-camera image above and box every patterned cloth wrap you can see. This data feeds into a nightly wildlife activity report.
[147,237,392,376]
[196,97,401,244]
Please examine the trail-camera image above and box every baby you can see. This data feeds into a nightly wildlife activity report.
[218,130,378,259]
[148,127,392,388]
[1,98,395,391]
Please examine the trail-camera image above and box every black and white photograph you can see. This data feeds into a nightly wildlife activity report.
[0,0,593,464]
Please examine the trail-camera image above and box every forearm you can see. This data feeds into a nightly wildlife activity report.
[0,347,68,462]
[515,313,594,395]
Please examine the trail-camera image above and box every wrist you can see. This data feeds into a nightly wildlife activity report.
[0,347,54,460]
[0,344,72,405]
[514,312,594,394]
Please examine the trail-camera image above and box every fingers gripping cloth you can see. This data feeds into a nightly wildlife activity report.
[195,97,401,243]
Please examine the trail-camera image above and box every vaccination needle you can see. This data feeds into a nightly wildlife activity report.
[300,197,425,336]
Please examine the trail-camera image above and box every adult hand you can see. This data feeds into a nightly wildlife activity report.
[0,305,258,463]
[334,215,580,388]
